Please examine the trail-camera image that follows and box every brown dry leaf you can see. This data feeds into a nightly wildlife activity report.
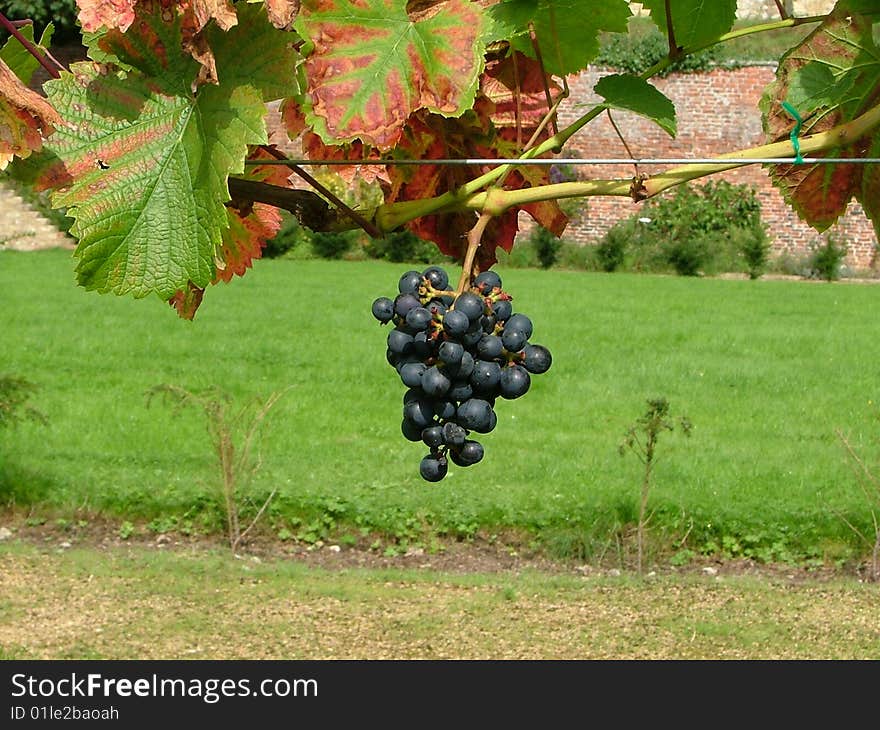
[0,59,62,169]
[265,0,300,28]
[75,0,138,32]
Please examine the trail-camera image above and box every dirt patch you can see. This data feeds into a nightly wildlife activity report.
[2,537,879,660]
[0,510,867,584]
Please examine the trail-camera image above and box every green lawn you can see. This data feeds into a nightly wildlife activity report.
[2,250,879,565]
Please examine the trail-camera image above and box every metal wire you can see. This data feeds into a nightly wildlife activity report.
[245,157,880,167]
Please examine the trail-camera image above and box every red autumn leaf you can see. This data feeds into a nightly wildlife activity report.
[383,53,566,267]
[302,131,389,186]
[0,59,62,169]
[762,6,880,233]
[280,95,307,141]
[481,51,564,131]
[296,0,487,149]
[168,280,205,320]
[216,147,290,284]
[76,0,137,33]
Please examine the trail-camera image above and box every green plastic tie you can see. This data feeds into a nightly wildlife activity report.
[782,101,804,164]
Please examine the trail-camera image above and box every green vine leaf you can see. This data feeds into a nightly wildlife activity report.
[489,0,631,77]
[640,0,737,50]
[761,3,880,235]
[594,74,677,137]
[28,3,297,301]
[295,0,489,150]
[0,23,54,86]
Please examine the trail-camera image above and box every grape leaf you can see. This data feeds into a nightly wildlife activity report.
[594,74,676,137]
[180,0,239,85]
[640,0,737,50]
[489,0,631,77]
[386,56,566,267]
[0,23,54,87]
[295,0,488,150]
[761,4,880,234]
[168,281,205,319]
[261,0,301,28]
[0,59,61,170]
[302,132,390,186]
[76,0,137,33]
[481,49,564,131]
[217,148,291,286]
[32,3,297,300]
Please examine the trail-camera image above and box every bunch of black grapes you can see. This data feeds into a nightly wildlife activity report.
[371,265,552,482]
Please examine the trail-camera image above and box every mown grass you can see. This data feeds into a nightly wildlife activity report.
[1,541,878,659]
[1,250,879,567]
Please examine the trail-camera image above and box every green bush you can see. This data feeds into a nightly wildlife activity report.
[598,180,768,277]
[810,235,848,282]
[363,229,447,264]
[595,24,720,75]
[664,234,710,277]
[262,213,310,259]
[595,225,628,272]
[737,222,772,280]
[527,226,563,269]
[310,230,358,260]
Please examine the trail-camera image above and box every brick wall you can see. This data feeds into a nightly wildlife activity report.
[553,65,878,270]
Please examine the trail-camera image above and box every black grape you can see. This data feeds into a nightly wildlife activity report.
[422,265,449,291]
[398,270,422,294]
[499,364,531,399]
[474,271,502,294]
[372,265,552,481]
[522,344,552,374]
[419,454,448,482]
[372,297,395,323]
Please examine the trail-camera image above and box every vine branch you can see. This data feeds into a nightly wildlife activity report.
[257,145,383,238]
[0,12,61,79]
[377,100,880,230]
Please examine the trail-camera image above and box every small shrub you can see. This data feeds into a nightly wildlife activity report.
[664,234,709,277]
[528,226,563,269]
[363,229,446,264]
[262,213,309,259]
[595,226,628,272]
[619,397,691,575]
[310,230,357,259]
[810,235,848,282]
[736,222,771,280]
[145,384,290,552]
